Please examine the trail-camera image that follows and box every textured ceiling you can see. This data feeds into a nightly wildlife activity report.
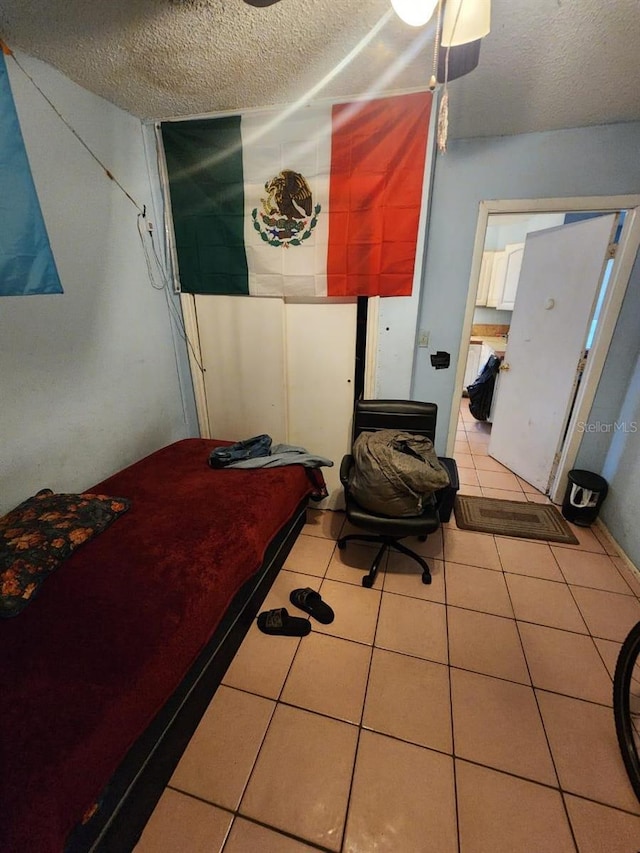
[1,0,640,138]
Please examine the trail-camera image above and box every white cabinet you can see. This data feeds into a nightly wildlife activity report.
[498,243,525,310]
[464,342,482,390]
[476,251,496,306]
[483,242,524,309]
[486,250,507,307]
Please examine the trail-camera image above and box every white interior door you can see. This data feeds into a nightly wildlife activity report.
[194,295,357,507]
[195,295,287,442]
[285,301,357,508]
[488,215,616,492]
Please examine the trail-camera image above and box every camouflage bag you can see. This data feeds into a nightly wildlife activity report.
[349,429,450,517]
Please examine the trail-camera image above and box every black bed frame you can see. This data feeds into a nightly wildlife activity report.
[65,499,309,853]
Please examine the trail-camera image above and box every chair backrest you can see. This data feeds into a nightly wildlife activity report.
[352,400,438,443]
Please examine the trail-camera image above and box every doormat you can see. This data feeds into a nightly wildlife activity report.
[454,496,579,544]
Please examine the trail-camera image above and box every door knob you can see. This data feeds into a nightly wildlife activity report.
[500,362,510,371]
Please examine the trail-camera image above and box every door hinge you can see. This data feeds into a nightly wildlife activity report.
[577,353,588,374]
[607,242,617,259]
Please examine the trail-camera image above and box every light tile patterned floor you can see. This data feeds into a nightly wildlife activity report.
[136,401,640,852]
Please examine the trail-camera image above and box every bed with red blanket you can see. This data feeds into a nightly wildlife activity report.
[1,438,318,853]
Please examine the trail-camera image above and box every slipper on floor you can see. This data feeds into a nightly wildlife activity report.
[289,588,335,624]
[257,607,311,637]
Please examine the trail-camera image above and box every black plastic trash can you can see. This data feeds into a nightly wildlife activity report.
[561,469,608,527]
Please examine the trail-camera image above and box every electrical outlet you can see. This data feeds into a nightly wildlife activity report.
[417,329,430,348]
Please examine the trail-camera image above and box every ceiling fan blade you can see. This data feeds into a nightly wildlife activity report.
[243,0,283,6]
[437,38,481,83]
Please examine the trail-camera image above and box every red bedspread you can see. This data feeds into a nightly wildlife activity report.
[0,439,313,853]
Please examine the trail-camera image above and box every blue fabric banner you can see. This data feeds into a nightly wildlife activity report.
[0,52,62,296]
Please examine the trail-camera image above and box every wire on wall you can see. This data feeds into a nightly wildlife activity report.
[3,38,205,375]
[4,42,145,215]
[136,214,205,374]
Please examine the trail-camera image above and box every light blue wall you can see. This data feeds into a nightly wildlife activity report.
[413,121,640,451]
[575,252,640,473]
[483,213,565,251]
[412,121,640,562]
[601,352,640,567]
[0,54,198,514]
[575,249,640,566]
[473,307,512,325]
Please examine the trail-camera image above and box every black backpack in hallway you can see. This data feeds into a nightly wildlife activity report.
[466,354,502,421]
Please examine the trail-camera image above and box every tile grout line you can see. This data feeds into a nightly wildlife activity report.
[225,813,335,853]
[166,736,640,832]
[497,540,581,852]
[228,532,340,849]
[224,656,618,716]
[335,541,386,853]
[288,515,428,851]
[442,528,463,853]
[550,543,637,596]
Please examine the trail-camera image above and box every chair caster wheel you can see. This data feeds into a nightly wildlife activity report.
[422,572,432,585]
[337,540,346,550]
[362,576,374,588]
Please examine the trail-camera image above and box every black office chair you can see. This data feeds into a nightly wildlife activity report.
[338,400,459,588]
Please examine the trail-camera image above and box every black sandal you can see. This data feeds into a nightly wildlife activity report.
[257,607,311,636]
[289,588,335,624]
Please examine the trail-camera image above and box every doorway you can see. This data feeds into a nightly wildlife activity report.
[449,196,640,503]
[456,396,546,499]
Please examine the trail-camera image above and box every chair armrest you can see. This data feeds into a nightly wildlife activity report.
[340,454,354,488]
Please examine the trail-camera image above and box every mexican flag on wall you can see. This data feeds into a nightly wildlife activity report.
[161,92,431,298]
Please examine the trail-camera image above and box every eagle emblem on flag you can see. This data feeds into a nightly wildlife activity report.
[252,169,321,248]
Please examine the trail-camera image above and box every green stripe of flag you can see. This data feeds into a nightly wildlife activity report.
[162,116,249,295]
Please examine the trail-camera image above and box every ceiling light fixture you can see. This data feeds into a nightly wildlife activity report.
[390,0,439,28]
[441,0,491,46]
[390,0,492,155]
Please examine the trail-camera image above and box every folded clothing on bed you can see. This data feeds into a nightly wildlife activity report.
[209,435,333,470]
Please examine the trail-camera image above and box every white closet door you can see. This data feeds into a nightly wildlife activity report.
[194,295,357,508]
[195,295,287,442]
[285,301,357,508]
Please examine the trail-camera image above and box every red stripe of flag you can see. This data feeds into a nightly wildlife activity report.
[327,91,432,298]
